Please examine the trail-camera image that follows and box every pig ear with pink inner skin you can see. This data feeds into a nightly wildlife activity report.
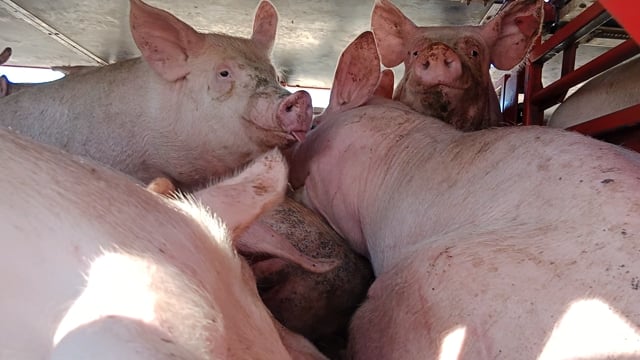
[316,31,381,127]
[481,0,544,70]
[129,0,206,81]
[194,148,288,239]
[370,0,418,68]
[251,1,278,55]
[238,222,338,275]
[194,149,338,274]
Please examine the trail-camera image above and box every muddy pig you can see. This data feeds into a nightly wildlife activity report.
[371,0,543,131]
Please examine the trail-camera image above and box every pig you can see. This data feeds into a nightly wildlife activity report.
[289,31,640,359]
[238,196,374,358]
[148,178,374,358]
[548,55,640,129]
[371,0,544,131]
[0,75,40,97]
[0,126,329,359]
[0,0,312,191]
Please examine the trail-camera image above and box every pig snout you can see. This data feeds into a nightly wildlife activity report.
[414,43,463,89]
[277,90,313,143]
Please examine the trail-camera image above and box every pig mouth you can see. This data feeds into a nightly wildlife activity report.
[288,130,307,143]
[423,83,465,92]
[241,116,307,144]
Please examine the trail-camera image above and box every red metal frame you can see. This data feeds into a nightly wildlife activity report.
[599,0,640,45]
[532,39,639,110]
[512,0,640,142]
[568,103,640,134]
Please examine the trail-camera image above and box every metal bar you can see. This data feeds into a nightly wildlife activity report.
[500,69,524,126]
[567,103,640,135]
[531,39,640,109]
[0,0,107,65]
[530,2,610,64]
[550,42,579,104]
[599,0,640,45]
[523,59,544,126]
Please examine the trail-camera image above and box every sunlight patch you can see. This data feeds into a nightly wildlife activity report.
[439,326,467,360]
[539,298,640,359]
[53,252,158,345]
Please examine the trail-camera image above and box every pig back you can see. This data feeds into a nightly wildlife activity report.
[0,128,291,359]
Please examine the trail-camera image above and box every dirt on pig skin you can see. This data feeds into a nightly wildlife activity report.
[254,196,374,359]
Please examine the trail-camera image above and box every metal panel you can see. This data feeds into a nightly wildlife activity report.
[0,5,97,66]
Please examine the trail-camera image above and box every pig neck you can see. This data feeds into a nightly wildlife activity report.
[2,129,289,359]
[354,109,463,274]
[311,101,462,274]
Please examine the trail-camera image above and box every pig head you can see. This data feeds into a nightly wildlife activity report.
[371,0,543,131]
[0,0,312,191]
[244,197,374,357]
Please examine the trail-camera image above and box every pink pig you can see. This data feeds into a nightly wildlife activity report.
[371,0,543,131]
[0,126,328,359]
[290,31,640,359]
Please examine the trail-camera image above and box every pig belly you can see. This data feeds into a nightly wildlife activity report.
[348,228,640,360]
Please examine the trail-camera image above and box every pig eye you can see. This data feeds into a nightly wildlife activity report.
[470,50,479,58]
[412,51,419,57]
[218,70,230,78]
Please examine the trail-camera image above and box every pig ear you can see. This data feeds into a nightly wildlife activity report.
[0,47,11,65]
[195,149,288,238]
[373,69,395,99]
[322,31,380,118]
[0,75,8,97]
[481,0,544,70]
[371,0,417,68]
[251,0,278,55]
[238,222,338,274]
[129,0,206,81]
